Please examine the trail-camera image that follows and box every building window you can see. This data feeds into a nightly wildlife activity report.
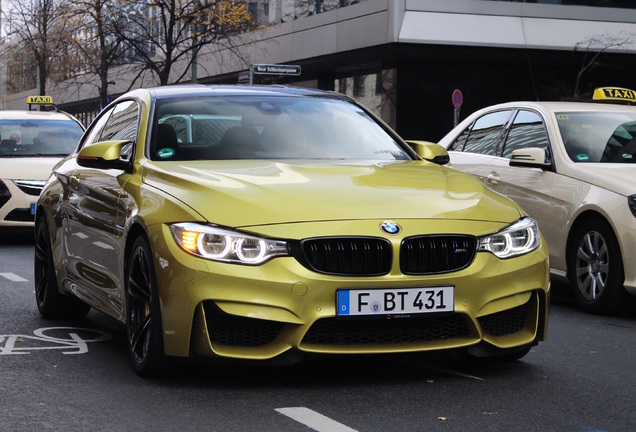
[248,2,257,18]
[353,75,365,97]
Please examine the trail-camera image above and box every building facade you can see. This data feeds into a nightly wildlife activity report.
[2,0,636,140]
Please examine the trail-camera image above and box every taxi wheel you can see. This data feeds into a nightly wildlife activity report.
[568,217,626,314]
[34,216,91,319]
[125,236,167,376]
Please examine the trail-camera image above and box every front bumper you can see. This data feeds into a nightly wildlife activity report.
[148,220,550,360]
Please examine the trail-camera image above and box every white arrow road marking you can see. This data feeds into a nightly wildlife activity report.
[0,273,28,282]
[276,407,358,432]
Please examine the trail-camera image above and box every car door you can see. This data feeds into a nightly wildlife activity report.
[484,109,570,269]
[63,100,139,317]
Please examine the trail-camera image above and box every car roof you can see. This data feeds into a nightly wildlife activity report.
[144,84,352,101]
[474,100,636,114]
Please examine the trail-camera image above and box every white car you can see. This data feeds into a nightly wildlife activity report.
[432,87,636,314]
[0,97,84,230]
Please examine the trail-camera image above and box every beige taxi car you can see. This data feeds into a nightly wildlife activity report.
[433,87,636,314]
[0,97,84,229]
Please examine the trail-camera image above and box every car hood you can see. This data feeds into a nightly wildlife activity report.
[562,163,635,197]
[0,157,61,180]
[142,160,522,228]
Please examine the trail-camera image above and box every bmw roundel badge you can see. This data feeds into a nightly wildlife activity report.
[380,221,400,235]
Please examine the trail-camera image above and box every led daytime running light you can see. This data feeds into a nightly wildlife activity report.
[171,223,288,265]
[478,217,540,259]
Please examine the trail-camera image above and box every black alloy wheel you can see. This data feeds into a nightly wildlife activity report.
[568,217,626,314]
[125,235,167,376]
[34,215,90,319]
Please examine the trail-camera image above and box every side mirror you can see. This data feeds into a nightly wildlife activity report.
[509,147,550,169]
[405,140,450,165]
[77,140,132,170]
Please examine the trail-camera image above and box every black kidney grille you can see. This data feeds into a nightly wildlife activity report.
[300,237,392,276]
[302,314,470,346]
[400,235,476,274]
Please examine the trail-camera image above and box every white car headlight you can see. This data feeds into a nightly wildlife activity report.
[478,217,541,259]
[629,195,636,218]
[171,223,289,265]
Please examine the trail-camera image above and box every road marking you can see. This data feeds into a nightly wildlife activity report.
[0,327,111,355]
[0,273,28,282]
[276,407,358,432]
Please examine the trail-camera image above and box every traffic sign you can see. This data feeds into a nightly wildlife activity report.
[452,89,463,108]
[252,64,302,76]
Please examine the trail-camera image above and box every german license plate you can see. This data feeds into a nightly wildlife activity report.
[337,286,454,316]
[30,203,36,215]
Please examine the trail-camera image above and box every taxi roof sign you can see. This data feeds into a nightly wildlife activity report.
[592,87,636,104]
[27,95,54,105]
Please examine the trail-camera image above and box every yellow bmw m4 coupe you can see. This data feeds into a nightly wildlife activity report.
[35,85,549,375]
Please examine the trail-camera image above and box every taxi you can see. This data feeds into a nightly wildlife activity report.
[0,96,84,229]
[433,87,636,314]
[35,84,549,375]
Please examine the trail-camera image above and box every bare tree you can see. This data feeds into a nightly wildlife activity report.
[112,0,261,86]
[573,31,635,100]
[2,0,73,96]
[65,0,125,108]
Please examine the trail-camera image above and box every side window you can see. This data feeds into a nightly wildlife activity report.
[502,110,551,163]
[79,106,115,149]
[100,100,139,143]
[463,110,513,156]
[449,127,471,151]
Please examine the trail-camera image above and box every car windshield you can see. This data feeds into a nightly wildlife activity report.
[556,111,636,163]
[150,96,411,161]
[0,119,84,157]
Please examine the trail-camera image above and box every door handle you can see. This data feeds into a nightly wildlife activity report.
[486,172,500,185]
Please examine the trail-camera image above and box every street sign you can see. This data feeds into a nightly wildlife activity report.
[452,89,463,127]
[252,64,302,76]
[452,89,463,108]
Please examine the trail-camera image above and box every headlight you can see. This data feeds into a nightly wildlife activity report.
[478,217,540,259]
[170,223,289,265]
[629,195,636,218]
[0,180,10,207]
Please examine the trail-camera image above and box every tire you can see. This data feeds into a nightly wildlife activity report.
[125,236,168,376]
[568,217,626,314]
[34,216,91,319]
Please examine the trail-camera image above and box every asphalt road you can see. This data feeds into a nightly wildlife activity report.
[2,229,636,432]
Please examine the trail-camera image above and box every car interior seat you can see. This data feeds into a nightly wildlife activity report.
[0,139,17,154]
[259,124,307,158]
[213,126,261,159]
[155,123,180,159]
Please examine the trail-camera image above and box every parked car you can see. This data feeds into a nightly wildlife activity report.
[433,87,636,314]
[35,84,549,375]
[0,96,84,230]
